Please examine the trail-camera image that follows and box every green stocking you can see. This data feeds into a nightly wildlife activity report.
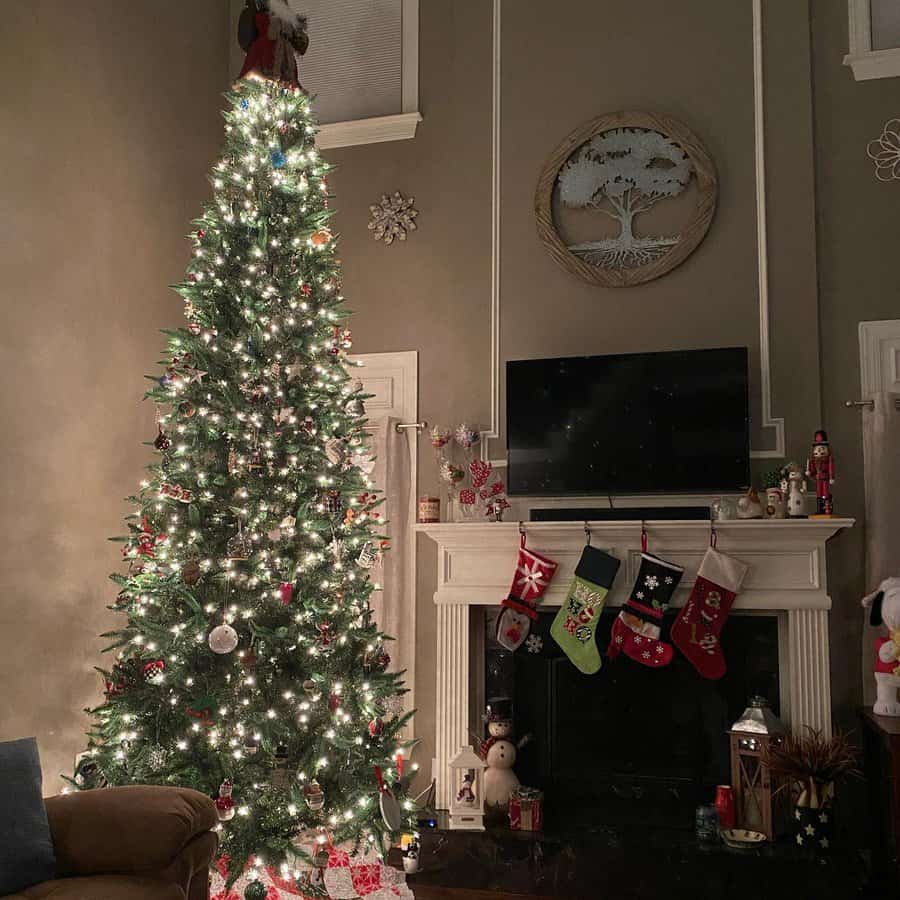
[550,545,620,674]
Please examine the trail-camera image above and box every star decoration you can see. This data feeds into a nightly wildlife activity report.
[796,834,804,845]
[804,824,815,836]
[525,634,543,654]
[819,837,829,849]
[644,575,659,590]
[818,811,829,823]
[368,191,419,245]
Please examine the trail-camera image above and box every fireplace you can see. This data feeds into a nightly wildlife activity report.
[419,518,852,810]
[485,607,780,829]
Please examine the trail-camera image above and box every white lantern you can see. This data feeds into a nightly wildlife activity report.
[448,745,487,831]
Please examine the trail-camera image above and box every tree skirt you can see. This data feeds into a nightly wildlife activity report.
[211,847,414,900]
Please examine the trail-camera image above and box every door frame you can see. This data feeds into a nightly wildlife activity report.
[351,350,418,731]
[860,319,900,399]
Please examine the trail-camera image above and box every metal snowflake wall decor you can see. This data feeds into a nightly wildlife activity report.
[368,191,419,245]
[867,118,900,181]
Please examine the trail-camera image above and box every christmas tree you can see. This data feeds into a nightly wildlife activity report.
[73,10,412,890]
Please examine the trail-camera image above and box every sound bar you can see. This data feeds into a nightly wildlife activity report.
[530,506,711,522]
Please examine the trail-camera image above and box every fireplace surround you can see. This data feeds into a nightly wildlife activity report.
[418,518,853,810]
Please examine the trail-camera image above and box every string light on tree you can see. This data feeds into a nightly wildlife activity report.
[72,4,414,895]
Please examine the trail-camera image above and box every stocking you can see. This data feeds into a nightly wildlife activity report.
[671,546,748,679]
[608,551,683,668]
[550,545,620,674]
[495,536,558,652]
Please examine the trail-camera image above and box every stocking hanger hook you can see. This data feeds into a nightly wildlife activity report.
[518,521,527,547]
[584,521,591,546]
[641,521,648,553]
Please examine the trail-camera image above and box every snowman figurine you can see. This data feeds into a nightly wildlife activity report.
[481,700,522,814]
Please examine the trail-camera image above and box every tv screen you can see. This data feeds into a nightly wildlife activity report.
[506,348,750,495]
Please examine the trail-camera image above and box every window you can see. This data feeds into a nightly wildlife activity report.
[300,0,421,148]
[845,0,900,80]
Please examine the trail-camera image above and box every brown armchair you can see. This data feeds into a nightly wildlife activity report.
[7,786,218,900]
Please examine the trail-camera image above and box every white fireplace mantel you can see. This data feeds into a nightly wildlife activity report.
[417,518,853,809]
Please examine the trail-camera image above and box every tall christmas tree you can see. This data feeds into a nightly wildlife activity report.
[74,5,412,890]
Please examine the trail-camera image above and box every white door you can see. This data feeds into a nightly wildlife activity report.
[350,351,419,731]
[858,320,900,572]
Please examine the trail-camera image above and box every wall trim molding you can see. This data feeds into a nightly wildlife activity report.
[482,0,785,462]
[481,0,502,458]
[316,112,422,150]
[751,0,786,459]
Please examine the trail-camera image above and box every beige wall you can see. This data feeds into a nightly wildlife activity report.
[323,1,826,776]
[0,1,230,790]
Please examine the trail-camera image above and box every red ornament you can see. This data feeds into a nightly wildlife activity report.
[279,582,294,606]
[215,779,235,822]
[329,693,341,712]
[368,718,384,738]
[154,426,172,452]
[300,283,312,297]
[142,659,166,682]
[187,322,201,335]
[318,621,332,647]
[196,229,206,239]
[187,273,197,282]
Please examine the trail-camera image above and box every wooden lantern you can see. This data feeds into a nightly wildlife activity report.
[729,696,790,839]
[448,745,487,831]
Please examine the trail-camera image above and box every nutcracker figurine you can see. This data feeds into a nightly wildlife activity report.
[806,430,835,517]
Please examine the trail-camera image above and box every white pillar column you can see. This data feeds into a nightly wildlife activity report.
[434,603,469,810]
[786,607,832,737]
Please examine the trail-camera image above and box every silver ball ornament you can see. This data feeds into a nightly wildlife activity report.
[208,623,239,655]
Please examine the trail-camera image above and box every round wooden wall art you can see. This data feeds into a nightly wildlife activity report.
[535,111,717,288]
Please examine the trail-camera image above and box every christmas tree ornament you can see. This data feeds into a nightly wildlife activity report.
[215,779,236,822]
[324,437,345,465]
[671,545,749,679]
[608,545,684,668]
[244,881,268,900]
[495,534,558,652]
[322,490,343,515]
[549,544,620,674]
[179,400,196,417]
[357,541,378,569]
[310,228,332,248]
[147,744,167,772]
[153,425,172,451]
[302,416,316,434]
[270,149,287,169]
[303,679,319,698]
[303,778,325,810]
[227,525,252,561]
[367,717,383,738]
[344,382,366,417]
[279,582,294,605]
[806,429,836,517]
[374,766,403,831]
[181,559,202,586]
[209,623,239,655]
[142,659,166,683]
[328,692,341,712]
[243,734,260,755]
[227,448,240,475]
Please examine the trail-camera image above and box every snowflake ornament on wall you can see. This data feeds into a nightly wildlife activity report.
[867,119,900,181]
[368,191,419,244]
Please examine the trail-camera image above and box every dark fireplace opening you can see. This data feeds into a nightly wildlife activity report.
[484,607,780,832]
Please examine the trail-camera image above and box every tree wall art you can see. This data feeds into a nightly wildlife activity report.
[535,111,718,288]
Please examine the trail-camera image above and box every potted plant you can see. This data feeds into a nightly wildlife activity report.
[762,728,860,852]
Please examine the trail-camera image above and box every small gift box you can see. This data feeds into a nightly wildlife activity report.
[509,787,543,831]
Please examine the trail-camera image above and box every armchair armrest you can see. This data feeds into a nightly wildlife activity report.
[45,785,217,882]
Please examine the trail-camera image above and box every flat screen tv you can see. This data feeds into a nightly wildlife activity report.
[506,348,750,496]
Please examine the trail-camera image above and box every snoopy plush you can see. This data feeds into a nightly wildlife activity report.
[862,577,900,716]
